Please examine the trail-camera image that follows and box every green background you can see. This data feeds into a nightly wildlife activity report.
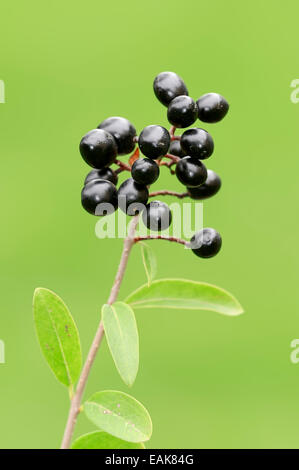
[1,0,299,449]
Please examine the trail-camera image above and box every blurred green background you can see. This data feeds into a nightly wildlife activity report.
[1,0,299,449]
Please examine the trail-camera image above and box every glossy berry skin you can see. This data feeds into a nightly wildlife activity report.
[167,96,198,128]
[84,168,118,186]
[190,228,222,258]
[131,158,160,185]
[138,125,170,159]
[142,200,172,231]
[187,169,221,200]
[169,140,186,158]
[180,128,214,160]
[175,156,207,188]
[98,116,136,155]
[153,71,188,106]
[81,180,118,216]
[118,178,149,216]
[197,93,229,123]
[80,129,117,169]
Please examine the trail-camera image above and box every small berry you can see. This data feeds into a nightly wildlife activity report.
[138,125,170,159]
[118,178,149,215]
[153,71,188,106]
[81,180,118,216]
[197,93,229,123]
[142,200,172,231]
[131,158,160,185]
[80,129,117,169]
[180,128,214,160]
[167,96,198,128]
[187,169,221,200]
[175,156,207,188]
[98,116,136,155]
[84,168,118,186]
[190,228,222,258]
[169,140,186,158]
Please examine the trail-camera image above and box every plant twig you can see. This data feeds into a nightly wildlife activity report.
[149,190,189,199]
[60,216,140,449]
[134,235,188,246]
[164,153,180,163]
[169,126,176,138]
[114,159,131,172]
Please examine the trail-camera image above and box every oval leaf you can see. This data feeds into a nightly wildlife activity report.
[139,242,157,286]
[125,278,244,316]
[84,390,152,443]
[71,431,145,449]
[33,288,82,386]
[102,302,139,387]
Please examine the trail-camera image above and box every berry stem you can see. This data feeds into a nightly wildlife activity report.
[149,189,189,199]
[169,125,177,139]
[60,215,140,449]
[134,235,188,246]
[164,153,180,163]
[114,159,131,172]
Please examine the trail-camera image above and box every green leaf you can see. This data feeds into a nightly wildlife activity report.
[139,242,157,286]
[84,390,152,443]
[102,302,139,387]
[125,278,244,316]
[71,431,145,449]
[33,288,82,387]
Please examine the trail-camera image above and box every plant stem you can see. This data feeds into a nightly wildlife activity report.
[60,216,140,449]
[134,235,188,246]
[149,190,189,199]
[115,159,131,172]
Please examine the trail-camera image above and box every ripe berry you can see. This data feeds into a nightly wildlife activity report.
[131,158,160,185]
[98,116,136,155]
[187,169,221,200]
[180,128,214,160]
[138,125,170,159]
[80,129,117,169]
[153,71,188,106]
[81,180,118,216]
[190,228,222,258]
[175,156,207,188]
[167,96,198,128]
[84,168,118,186]
[142,200,172,231]
[197,93,229,123]
[118,178,149,215]
[169,140,186,158]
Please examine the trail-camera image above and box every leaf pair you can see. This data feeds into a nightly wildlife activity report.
[33,279,243,390]
[103,278,243,389]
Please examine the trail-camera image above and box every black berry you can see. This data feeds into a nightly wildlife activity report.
[142,200,172,231]
[180,128,214,160]
[169,140,186,158]
[81,180,118,216]
[153,71,188,106]
[138,125,170,159]
[98,116,136,155]
[80,129,117,169]
[118,178,149,215]
[187,169,221,200]
[84,168,118,186]
[197,93,229,123]
[175,156,207,188]
[167,96,198,128]
[190,228,222,258]
[131,158,160,185]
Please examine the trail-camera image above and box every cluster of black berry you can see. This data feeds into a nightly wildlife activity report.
[79,72,229,258]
